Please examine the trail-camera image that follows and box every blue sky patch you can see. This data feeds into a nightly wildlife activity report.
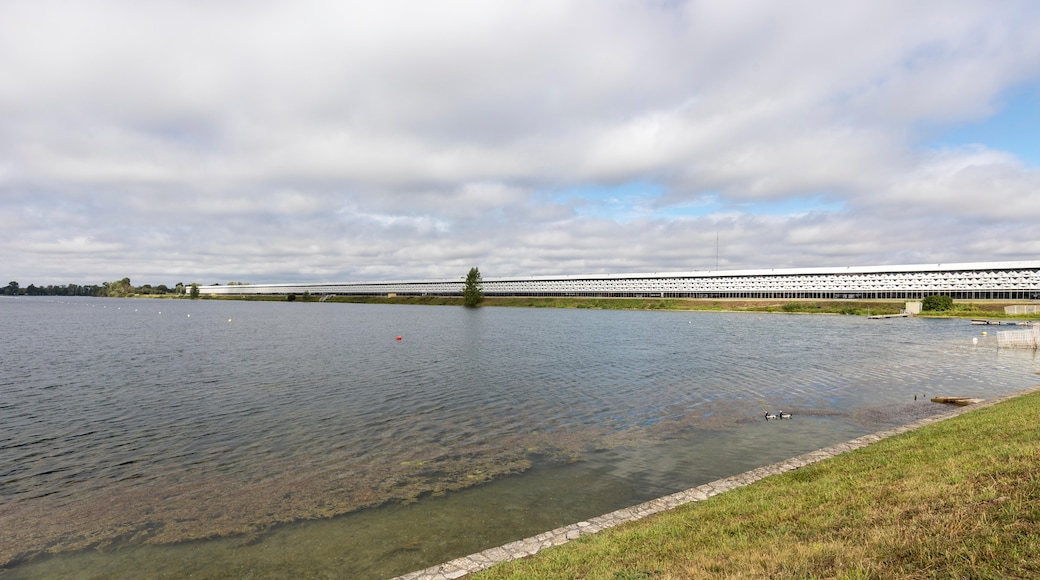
[550,180,664,220]
[549,182,843,221]
[929,83,1040,166]
[724,196,845,217]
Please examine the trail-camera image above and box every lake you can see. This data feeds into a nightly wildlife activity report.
[1,297,1037,578]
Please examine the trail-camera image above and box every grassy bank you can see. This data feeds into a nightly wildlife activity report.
[474,390,1040,579]
[478,297,902,315]
[198,293,1038,319]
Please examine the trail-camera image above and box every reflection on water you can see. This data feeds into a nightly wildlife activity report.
[1,297,1036,578]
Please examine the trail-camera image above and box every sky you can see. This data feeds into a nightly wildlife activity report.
[2,0,1040,287]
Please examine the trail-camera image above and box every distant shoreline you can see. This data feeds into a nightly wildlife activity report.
[158,293,1039,319]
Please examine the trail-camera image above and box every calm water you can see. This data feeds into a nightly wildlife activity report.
[1,297,1037,578]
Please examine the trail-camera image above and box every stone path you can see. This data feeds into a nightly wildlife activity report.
[393,385,1040,580]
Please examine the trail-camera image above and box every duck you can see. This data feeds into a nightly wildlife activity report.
[764,412,778,420]
[778,410,792,420]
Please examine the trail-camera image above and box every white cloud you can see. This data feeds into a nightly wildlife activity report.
[871,146,1040,220]
[2,0,1040,286]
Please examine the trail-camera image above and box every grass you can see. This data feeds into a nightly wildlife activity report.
[920,302,1035,319]
[207,294,911,315]
[474,391,1040,579]
[480,297,904,315]
[194,294,1039,319]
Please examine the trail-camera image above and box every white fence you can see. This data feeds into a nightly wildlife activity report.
[1005,305,1040,315]
[997,324,1040,349]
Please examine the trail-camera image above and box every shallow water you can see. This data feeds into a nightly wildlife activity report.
[1,297,1037,578]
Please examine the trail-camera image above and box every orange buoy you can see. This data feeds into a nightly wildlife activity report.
[396,335,402,341]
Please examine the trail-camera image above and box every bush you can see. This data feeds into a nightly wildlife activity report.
[922,294,953,311]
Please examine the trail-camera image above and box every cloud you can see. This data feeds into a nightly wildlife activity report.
[874,147,1040,220]
[2,1,1040,286]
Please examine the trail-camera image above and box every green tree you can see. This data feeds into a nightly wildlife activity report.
[190,283,200,299]
[922,294,954,311]
[4,281,18,295]
[104,277,133,297]
[463,267,484,307]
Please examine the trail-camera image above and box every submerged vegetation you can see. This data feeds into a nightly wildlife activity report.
[476,390,1040,579]
[0,389,805,569]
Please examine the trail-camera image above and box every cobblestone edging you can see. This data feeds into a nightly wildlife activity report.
[393,384,1040,580]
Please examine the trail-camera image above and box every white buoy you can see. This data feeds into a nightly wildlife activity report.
[972,337,978,345]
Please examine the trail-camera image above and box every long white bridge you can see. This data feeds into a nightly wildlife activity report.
[197,260,1040,301]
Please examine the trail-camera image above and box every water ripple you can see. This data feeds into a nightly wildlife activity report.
[1,298,1037,572]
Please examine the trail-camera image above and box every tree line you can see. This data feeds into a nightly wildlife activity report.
[5,270,484,303]
[3,278,196,297]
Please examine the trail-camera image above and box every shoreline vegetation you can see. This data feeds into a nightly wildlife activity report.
[471,388,1040,579]
[177,293,1038,319]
